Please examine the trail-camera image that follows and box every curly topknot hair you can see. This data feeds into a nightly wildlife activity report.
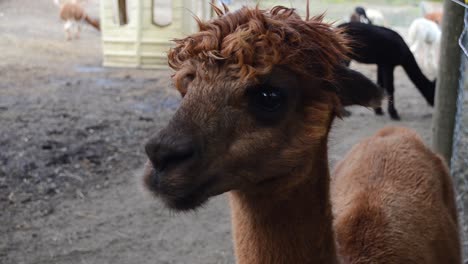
[168,5,350,82]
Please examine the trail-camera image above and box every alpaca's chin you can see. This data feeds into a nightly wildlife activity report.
[143,161,220,211]
[162,177,222,211]
[162,185,211,211]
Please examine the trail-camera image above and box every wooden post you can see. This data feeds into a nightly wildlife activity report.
[431,0,465,166]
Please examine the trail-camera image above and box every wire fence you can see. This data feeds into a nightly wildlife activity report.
[451,4,468,262]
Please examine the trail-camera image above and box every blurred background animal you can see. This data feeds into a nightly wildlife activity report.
[54,0,100,40]
[424,11,443,25]
[420,1,443,25]
[351,6,371,24]
[339,22,435,120]
[350,6,386,26]
[408,18,441,78]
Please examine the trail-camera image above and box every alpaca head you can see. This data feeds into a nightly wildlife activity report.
[143,6,383,211]
[353,6,371,24]
[355,6,367,16]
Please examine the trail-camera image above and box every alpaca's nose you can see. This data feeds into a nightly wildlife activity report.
[145,134,196,172]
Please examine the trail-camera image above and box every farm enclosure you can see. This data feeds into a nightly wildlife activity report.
[0,0,466,263]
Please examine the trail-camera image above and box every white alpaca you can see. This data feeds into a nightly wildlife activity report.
[408,18,441,78]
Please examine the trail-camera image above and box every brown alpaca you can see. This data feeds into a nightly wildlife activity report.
[142,5,460,263]
[425,11,443,25]
[54,0,100,40]
[332,126,460,263]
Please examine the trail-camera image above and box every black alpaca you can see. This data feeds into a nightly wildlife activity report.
[338,22,435,120]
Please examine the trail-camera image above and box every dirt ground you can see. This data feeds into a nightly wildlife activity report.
[0,0,462,263]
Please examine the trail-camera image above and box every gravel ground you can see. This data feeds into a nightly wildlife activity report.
[0,0,465,263]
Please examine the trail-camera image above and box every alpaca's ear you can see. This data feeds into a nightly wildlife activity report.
[332,66,384,107]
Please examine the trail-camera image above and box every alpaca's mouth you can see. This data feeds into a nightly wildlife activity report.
[165,178,217,211]
[143,161,217,211]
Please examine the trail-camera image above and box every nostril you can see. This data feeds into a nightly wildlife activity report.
[145,139,195,171]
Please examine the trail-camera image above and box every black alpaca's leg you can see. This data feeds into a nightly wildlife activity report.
[374,65,384,116]
[340,59,352,117]
[383,66,400,120]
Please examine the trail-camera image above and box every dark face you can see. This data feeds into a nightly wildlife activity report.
[143,66,330,211]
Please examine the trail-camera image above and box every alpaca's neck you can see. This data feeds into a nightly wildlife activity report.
[229,144,337,264]
[402,54,435,104]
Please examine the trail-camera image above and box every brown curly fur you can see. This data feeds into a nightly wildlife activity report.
[168,6,349,85]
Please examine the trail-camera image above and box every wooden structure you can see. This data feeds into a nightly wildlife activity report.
[100,0,211,68]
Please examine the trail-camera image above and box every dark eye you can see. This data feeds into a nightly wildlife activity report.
[253,89,285,112]
[247,86,287,124]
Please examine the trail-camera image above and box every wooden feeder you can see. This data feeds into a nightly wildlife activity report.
[100,0,211,68]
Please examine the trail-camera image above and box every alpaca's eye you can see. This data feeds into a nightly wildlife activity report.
[255,90,283,112]
[247,87,287,123]
[175,73,195,98]
[251,88,285,112]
